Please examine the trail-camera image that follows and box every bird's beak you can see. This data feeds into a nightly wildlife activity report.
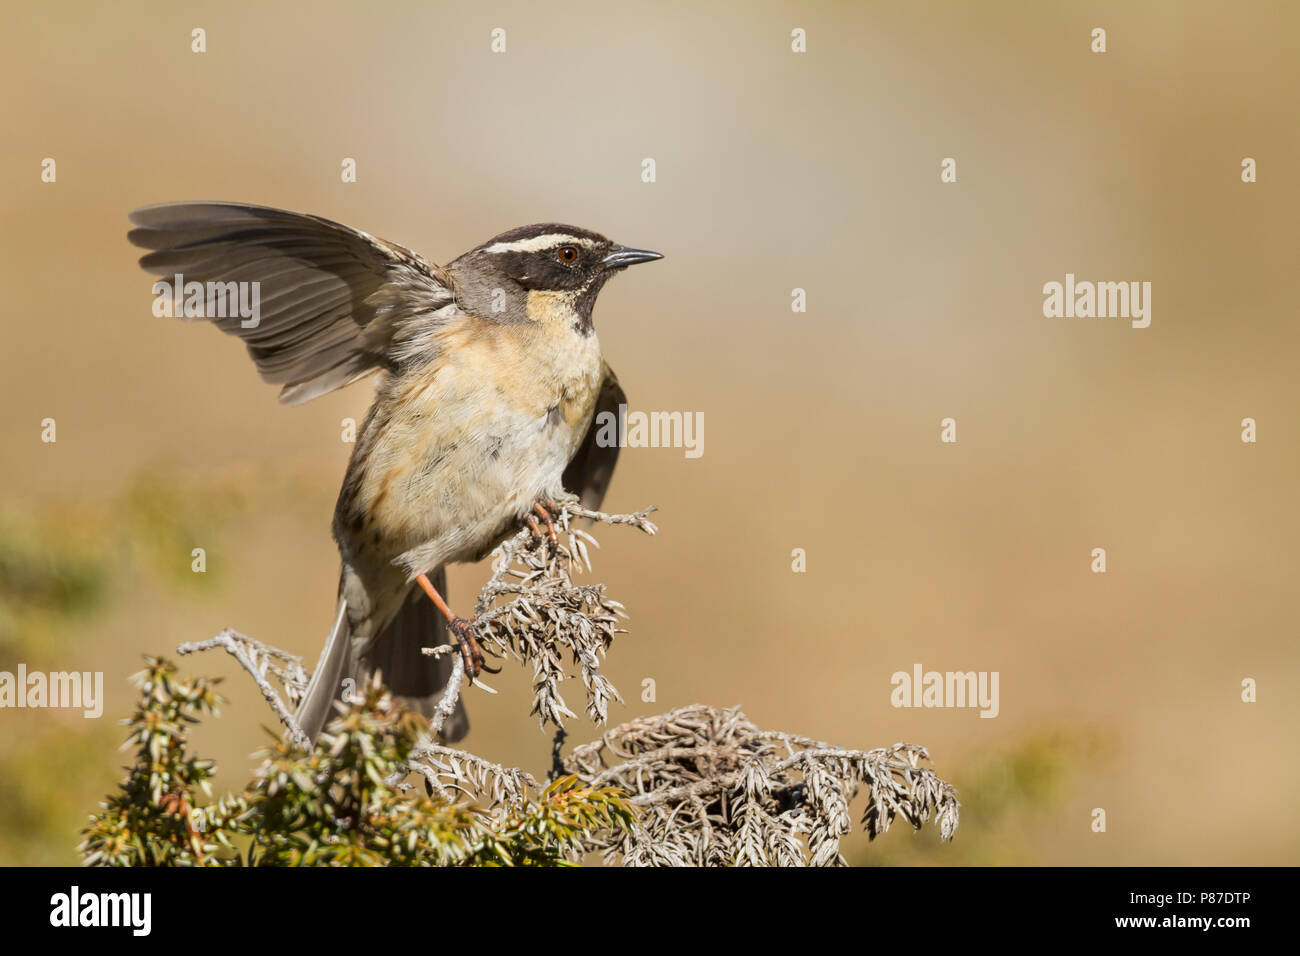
[602,244,664,269]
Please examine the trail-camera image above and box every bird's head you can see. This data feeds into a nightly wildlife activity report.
[446,223,662,332]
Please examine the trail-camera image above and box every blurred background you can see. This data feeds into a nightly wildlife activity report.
[1,0,1297,864]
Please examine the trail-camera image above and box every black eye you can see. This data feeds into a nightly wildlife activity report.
[556,245,579,264]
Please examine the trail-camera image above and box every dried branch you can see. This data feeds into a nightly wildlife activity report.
[170,504,962,867]
[422,643,465,740]
[562,705,960,866]
[469,500,657,731]
[407,739,538,807]
[177,628,310,752]
[388,500,657,803]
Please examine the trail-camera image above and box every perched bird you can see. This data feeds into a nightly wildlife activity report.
[128,202,662,743]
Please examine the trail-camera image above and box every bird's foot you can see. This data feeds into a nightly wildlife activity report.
[449,616,499,677]
[414,571,501,679]
[530,500,561,549]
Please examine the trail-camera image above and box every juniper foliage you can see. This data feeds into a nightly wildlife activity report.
[82,504,958,866]
[80,658,635,867]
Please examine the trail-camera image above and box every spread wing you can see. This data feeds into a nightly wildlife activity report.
[563,365,625,511]
[128,201,456,405]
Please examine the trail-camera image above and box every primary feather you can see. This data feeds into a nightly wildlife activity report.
[128,201,455,404]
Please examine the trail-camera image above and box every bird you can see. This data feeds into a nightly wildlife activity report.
[127,201,662,744]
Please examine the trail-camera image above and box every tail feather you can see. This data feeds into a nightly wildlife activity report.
[364,571,469,742]
[295,598,353,744]
[295,570,469,747]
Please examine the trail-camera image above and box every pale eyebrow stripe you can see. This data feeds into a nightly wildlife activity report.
[483,234,595,254]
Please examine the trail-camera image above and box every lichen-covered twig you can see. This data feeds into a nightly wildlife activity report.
[422,643,465,740]
[176,629,310,752]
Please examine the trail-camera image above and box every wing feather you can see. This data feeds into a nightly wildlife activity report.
[128,201,455,404]
[563,365,626,511]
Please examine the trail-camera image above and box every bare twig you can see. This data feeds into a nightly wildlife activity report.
[422,643,464,740]
[177,628,310,752]
[548,728,569,783]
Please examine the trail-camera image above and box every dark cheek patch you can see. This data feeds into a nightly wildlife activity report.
[517,252,588,291]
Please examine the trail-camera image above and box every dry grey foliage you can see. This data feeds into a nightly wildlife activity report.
[472,499,658,729]
[176,502,960,866]
[177,628,311,751]
[177,500,658,806]
[563,705,960,866]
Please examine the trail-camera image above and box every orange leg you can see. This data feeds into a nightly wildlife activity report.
[533,501,559,546]
[414,572,499,676]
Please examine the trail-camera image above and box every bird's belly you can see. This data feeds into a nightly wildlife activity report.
[405,404,585,560]
[355,347,601,576]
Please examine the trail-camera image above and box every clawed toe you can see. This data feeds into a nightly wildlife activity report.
[533,501,560,547]
[449,617,499,676]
